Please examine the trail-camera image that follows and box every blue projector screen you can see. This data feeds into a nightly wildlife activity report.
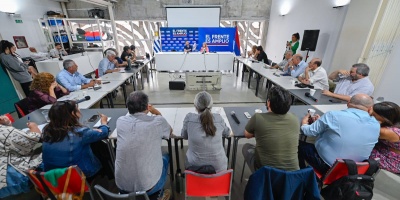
[160,27,236,52]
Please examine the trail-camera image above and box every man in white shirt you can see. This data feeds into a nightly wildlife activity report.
[49,43,68,58]
[29,47,49,62]
[298,58,329,90]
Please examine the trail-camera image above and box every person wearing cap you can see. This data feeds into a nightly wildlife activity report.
[242,87,300,172]
[181,91,230,172]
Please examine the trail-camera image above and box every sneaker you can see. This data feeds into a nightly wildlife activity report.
[160,189,171,200]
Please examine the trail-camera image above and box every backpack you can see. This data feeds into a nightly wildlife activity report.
[321,159,379,200]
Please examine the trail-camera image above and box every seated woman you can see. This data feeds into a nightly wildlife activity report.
[247,45,257,58]
[256,46,270,65]
[370,101,400,174]
[181,91,230,172]
[200,42,209,53]
[42,101,109,179]
[27,72,69,113]
[0,115,42,197]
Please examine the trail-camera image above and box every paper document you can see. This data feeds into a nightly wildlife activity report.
[93,117,111,128]
[22,123,48,132]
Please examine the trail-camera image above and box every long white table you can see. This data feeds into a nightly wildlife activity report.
[35,52,103,76]
[41,90,108,109]
[312,104,348,113]
[155,52,234,71]
[109,107,232,138]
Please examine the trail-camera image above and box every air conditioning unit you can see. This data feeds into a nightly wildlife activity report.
[186,72,222,90]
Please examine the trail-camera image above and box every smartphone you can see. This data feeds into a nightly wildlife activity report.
[329,99,342,103]
[88,115,99,122]
[244,112,252,119]
[102,81,110,84]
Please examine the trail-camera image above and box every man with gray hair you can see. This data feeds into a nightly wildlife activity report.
[98,50,120,77]
[271,50,293,70]
[322,63,374,101]
[115,91,172,199]
[298,94,380,174]
[56,59,100,91]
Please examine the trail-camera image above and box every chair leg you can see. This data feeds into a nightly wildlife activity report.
[180,138,183,149]
[240,159,246,183]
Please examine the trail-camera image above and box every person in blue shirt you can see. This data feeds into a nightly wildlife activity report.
[98,50,120,77]
[56,59,101,92]
[183,41,192,53]
[42,100,110,180]
[298,94,380,174]
[283,54,307,78]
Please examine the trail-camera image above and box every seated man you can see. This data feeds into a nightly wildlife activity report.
[242,87,300,172]
[298,58,329,90]
[49,43,68,58]
[56,59,100,92]
[183,41,192,53]
[120,46,133,62]
[98,50,120,77]
[29,47,49,61]
[115,91,172,198]
[283,54,307,78]
[298,94,380,174]
[322,63,374,101]
[271,50,293,70]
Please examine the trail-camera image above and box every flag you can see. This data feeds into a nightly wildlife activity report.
[234,26,241,56]
[153,37,162,53]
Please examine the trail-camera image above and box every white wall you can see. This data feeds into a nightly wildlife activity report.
[330,0,381,73]
[373,37,400,103]
[265,0,348,72]
[0,0,62,57]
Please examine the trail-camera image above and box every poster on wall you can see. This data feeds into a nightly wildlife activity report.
[13,36,28,49]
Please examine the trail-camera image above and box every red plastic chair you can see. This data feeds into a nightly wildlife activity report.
[26,166,93,200]
[14,98,30,118]
[317,158,380,185]
[4,113,15,123]
[185,169,233,199]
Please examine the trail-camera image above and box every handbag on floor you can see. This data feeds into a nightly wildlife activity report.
[0,154,31,198]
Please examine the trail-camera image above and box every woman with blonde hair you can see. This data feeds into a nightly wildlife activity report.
[27,72,69,113]
[181,91,230,172]
[200,42,209,53]
[247,45,258,58]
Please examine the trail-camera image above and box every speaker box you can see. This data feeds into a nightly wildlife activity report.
[301,30,320,51]
[169,81,185,90]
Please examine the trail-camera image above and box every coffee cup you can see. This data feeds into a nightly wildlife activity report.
[310,89,316,96]
[308,109,316,117]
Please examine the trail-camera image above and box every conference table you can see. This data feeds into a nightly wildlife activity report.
[155,52,234,71]
[40,58,154,109]
[237,57,346,106]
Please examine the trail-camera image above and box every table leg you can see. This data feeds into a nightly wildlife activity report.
[230,137,240,171]
[107,93,114,108]
[174,138,181,172]
[140,70,144,90]
[226,137,231,164]
[255,73,261,96]
[166,138,174,182]
[241,64,245,82]
[146,64,150,83]
[248,69,253,88]
[236,59,239,77]
[121,84,127,105]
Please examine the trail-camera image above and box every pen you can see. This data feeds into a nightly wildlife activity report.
[27,116,30,123]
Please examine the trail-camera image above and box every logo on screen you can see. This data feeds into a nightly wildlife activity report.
[173,29,187,37]
[205,34,230,46]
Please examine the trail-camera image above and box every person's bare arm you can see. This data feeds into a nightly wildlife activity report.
[81,80,95,89]
[244,130,254,139]
[58,84,68,94]
[322,90,351,101]
[379,127,400,143]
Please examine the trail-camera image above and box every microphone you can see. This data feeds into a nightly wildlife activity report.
[75,96,90,104]
[230,111,240,124]
[305,92,318,102]
[273,73,280,77]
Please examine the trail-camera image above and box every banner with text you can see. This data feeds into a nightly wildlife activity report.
[160,27,236,52]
